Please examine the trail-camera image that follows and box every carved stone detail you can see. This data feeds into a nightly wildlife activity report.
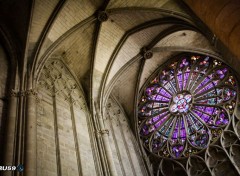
[97,11,109,22]
[205,145,239,176]
[9,89,19,97]
[25,89,38,96]
[186,156,211,176]
[158,159,187,176]
[9,89,39,101]
[39,59,83,101]
[96,129,109,136]
[141,47,153,59]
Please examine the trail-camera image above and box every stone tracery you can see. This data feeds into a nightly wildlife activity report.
[138,54,238,159]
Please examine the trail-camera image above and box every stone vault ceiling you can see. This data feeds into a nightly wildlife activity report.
[31,0,219,125]
[0,0,221,127]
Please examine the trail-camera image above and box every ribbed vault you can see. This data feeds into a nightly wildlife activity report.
[29,0,222,149]
[1,0,240,175]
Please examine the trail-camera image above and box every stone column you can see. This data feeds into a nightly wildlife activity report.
[95,103,118,176]
[24,89,37,176]
[3,90,18,176]
[93,112,108,175]
[69,95,83,176]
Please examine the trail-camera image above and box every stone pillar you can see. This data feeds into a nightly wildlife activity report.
[93,113,108,175]
[69,95,83,176]
[95,103,118,176]
[183,0,240,59]
[52,85,62,176]
[3,90,18,176]
[24,89,37,176]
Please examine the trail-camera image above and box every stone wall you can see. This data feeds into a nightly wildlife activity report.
[36,58,148,175]
[37,59,96,176]
[104,96,147,176]
[0,43,8,148]
[37,90,57,176]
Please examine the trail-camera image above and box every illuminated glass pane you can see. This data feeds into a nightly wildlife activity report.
[138,54,237,159]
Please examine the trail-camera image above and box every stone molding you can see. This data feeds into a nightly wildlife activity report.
[96,129,109,136]
[97,11,109,22]
[9,89,39,101]
[141,47,153,59]
[9,89,19,97]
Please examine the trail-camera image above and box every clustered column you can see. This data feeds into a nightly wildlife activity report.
[3,89,38,176]
[24,89,38,176]
[3,90,18,173]
[95,103,118,176]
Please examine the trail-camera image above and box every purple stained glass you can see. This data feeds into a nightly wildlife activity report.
[183,72,189,88]
[172,145,184,158]
[138,54,237,159]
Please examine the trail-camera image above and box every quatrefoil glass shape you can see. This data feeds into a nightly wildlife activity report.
[170,94,192,113]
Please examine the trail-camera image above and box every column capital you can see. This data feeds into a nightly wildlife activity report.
[10,89,39,102]
[9,89,38,97]
[96,129,109,137]
[9,89,19,97]
[25,89,38,97]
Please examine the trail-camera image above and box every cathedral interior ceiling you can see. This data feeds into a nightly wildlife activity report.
[0,0,227,126]
[1,1,240,175]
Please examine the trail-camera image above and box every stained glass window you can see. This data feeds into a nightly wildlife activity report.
[138,54,238,159]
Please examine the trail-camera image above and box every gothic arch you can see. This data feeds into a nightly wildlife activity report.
[36,58,98,175]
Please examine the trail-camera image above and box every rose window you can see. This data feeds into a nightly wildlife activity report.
[138,54,238,159]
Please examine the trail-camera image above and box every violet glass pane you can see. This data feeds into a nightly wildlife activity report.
[183,72,189,89]
[154,114,169,128]
[205,107,215,115]
[201,114,211,123]
[138,55,236,159]
[178,74,183,91]
[196,83,214,94]
[194,77,211,93]
[172,145,184,158]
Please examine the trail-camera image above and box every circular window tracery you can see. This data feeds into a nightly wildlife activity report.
[138,54,237,159]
